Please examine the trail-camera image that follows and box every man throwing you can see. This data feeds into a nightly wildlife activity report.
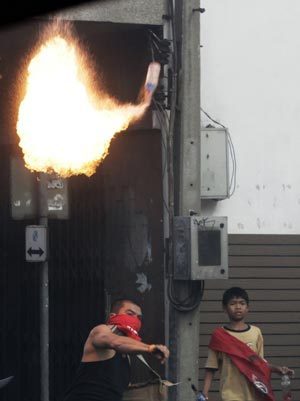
[62,298,169,401]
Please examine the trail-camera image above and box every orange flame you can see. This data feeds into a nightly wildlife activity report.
[17,29,151,178]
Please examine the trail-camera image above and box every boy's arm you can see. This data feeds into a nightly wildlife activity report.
[202,368,216,399]
[203,347,219,399]
[258,329,294,377]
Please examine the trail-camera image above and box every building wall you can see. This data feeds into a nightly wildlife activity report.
[200,0,300,234]
[0,20,165,401]
[51,0,166,25]
[199,234,300,401]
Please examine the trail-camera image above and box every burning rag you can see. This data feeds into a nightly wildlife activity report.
[209,327,275,401]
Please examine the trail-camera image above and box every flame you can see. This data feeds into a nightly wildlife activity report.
[17,31,150,177]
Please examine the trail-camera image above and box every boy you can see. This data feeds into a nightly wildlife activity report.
[202,287,294,401]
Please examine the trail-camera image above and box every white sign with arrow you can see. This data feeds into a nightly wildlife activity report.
[26,225,47,262]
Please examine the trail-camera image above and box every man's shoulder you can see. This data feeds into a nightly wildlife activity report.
[90,324,112,336]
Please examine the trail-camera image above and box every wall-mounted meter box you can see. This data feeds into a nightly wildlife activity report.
[200,128,229,200]
[173,215,228,280]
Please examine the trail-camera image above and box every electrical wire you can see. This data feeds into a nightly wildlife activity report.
[153,99,170,214]
[200,107,237,197]
[167,278,205,312]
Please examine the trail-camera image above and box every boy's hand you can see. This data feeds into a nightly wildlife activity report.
[279,366,295,377]
[274,366,295,377]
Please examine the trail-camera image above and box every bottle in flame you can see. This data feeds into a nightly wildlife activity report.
[17,30,161,178]
[143,62,161,105]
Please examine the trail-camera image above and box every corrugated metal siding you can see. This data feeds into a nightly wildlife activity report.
[199,234,300,401]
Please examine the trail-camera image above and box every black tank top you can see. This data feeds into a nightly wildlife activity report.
[62,353,130,401]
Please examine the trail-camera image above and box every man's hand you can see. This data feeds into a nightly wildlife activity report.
[148,344,170,364]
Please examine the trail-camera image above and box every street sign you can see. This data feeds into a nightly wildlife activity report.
[11,157,69,220]
[26,225,47,262]
[10,157,37,220]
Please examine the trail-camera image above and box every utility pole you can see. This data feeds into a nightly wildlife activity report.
[168,1,202,400]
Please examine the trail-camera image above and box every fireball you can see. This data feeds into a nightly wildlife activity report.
[17,29,154,177]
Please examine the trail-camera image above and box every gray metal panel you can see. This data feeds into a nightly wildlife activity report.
[173,216,228,280]
[10,159,69,220]
[200,128,229,199]
[39,174,69,219]
[190,216,228,279]
[50,0,166,25]
[10,157,37,220]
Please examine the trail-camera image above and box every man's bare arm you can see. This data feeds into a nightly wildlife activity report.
[91,325,169,363]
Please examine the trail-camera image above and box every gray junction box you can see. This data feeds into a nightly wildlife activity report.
[173,216,228,280]
[200,127,229,200]
[10,157,69,220]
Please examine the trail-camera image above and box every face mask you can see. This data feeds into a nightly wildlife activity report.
[107,314,142,341]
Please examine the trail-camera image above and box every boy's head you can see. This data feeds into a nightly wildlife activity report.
[222,287,249,322]
[222,287,249,306]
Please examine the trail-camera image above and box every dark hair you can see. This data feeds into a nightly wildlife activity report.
[110,298,141,314]
[222,287,249,306]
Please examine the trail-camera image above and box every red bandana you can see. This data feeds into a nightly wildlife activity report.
[108,314,142,341]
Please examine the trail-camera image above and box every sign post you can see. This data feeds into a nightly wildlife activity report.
[38,173,50,401]
[20,170,68,401]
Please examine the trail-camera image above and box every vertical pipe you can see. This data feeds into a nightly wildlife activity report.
[39,174,49,401]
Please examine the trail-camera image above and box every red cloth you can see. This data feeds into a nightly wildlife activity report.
[107,314,142,341]
[209,327,275,401]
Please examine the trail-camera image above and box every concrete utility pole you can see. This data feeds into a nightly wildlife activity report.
[178,2,201,216]
[170,0,201,400]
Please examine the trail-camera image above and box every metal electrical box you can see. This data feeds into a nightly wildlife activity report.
[10,157,37,219]
[200,128,229,200]
[10,157,69,220]
[173,215,228,280]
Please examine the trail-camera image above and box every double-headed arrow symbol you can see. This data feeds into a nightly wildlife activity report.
[27,247,44,257]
